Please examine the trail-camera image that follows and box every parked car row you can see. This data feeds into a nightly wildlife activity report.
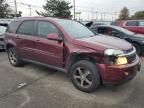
[83,21,112,28]
[4,17,141,92]
[0,19,12,50]
[0,25,7,49]
[111,20,144,35]
[83,20,144,55]
[90,25,144,55]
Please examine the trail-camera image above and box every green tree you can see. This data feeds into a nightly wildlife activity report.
[10,11,22,17]
[0,0,22,18]
[131,11,144,20]
[0,0,12,18]
[118,7,129,20]
[36,0,72,18]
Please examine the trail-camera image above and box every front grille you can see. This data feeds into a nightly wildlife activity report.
[121,47,137,63]
[123,47,134,54]
[127,54,136,63]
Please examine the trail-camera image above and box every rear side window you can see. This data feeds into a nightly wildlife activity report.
[37,21,59,37]
[139,21,144,26]
[17,21,35,35]
[125,21,138,26]
[7,21,19,33]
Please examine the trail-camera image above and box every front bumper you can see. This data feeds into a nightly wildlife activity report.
[97,55,140,85]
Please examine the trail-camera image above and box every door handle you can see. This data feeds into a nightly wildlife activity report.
[36,40,40,42]
[16,36,21,39]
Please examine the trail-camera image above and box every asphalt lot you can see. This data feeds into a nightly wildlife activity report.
[0,51,144,108]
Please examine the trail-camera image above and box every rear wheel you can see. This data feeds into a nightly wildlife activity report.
[70,60,101,92]
[8,47,23,67]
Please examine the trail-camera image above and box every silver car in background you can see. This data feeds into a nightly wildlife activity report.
[0,25,7,50]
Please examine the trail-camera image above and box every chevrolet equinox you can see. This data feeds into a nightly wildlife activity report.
[5,17,141,92]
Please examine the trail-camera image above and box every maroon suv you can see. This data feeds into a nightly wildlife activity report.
[5,17,141,92]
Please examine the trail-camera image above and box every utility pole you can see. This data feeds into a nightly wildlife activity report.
[14,0,17,17]
[92,8,93,20]
[103,13,106,21]
[95,11,98,21]
[73,0,76,20]
[114,12,117,20]
[101,13,103,21]
[28,5,32,16]
[112,14,114,21]
[21,3,32,16]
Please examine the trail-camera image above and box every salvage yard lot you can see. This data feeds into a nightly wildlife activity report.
[0,51,144,108]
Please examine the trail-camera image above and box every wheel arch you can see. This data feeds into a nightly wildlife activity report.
[66,53,97,75]
[6,43,15,51]
[5,39,17,51]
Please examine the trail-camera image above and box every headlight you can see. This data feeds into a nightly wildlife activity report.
[104,49,123,56]
[116,57,128,65]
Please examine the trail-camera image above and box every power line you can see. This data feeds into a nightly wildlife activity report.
[7,1,122,21]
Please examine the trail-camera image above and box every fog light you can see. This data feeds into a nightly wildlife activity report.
[116,57,128,65]
[124,72,129,76]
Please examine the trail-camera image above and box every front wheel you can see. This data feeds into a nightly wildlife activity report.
[70,60,101,93]
[8,47,23,67]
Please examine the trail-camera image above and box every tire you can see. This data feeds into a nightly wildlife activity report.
[8,47,23,67]
[70,60,101,93]
[133,43,142,56]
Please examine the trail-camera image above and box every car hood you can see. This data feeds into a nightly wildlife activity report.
[127,33,144,41]
[75,35,132,52]
[133,34,144,39]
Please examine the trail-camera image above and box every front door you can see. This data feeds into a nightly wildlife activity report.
[34,21,64,67]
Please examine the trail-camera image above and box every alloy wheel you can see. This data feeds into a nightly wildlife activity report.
[73,67,93,88]
[9,50,17,65]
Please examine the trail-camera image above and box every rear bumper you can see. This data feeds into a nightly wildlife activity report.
[97,55,140,85]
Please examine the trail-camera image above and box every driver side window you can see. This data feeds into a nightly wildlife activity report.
[37,21,59,37]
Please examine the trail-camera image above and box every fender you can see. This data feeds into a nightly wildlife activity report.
[5,39,17,50]
[65,51,103,73]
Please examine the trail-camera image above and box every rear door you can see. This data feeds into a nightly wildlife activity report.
[34,20,64,67]
[16,20,37,60]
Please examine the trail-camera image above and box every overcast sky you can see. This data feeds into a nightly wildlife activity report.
[7,0,144,20]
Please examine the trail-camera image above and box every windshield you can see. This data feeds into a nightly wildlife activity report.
[0,26,7,35]
[113,26,134,35]
[57,20,95,39]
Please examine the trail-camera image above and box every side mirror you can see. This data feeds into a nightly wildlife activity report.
[47,33,63,42]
